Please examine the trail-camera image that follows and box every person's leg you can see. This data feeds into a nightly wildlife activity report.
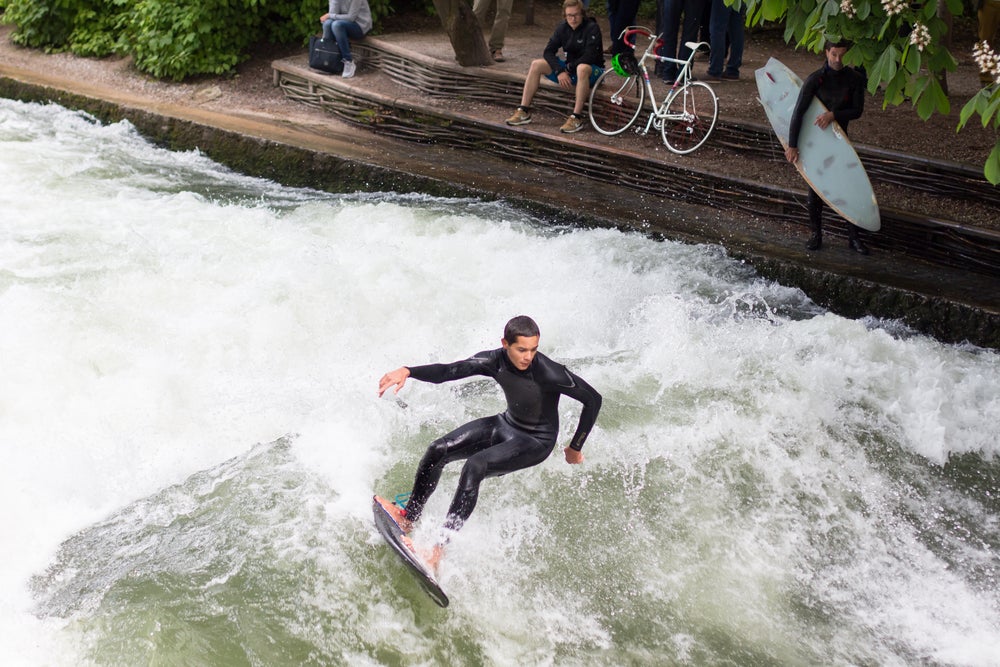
[698,0,712,43]
[660,0,682,81]
[847,223,869,254]
[404,416,501,523]
[707,0,727,77]
[723,7,745,76]
[572,63,594,115]
[490,0,514,53]
[608,0,622,57]
[321,18,335,41]
[678,0,701,67]
[520,58,551,107]
[611,0,641,54]
[441,427,553,532]
[330,20,364,61]
[806,188,824,250]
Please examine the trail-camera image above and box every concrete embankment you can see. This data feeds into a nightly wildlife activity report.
[1,66,997,350]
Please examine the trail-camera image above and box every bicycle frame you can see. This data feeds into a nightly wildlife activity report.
[589,27,718,153]
[623,27,707,136]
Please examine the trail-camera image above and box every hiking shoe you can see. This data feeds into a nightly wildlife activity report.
[506,107,532,126]
[722,71,740,80]
[560,114,585,134]
[492,49,506,62]
[342,60,356,78]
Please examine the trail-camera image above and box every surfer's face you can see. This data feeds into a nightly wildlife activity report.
[503,335,539,371]
[825,46,848,71]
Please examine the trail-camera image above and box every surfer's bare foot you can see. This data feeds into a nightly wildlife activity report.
[424,544,444,574]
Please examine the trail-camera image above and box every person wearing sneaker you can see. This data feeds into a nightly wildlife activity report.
[784,39,870,255]
[504,0,604,134]
[320,0,372,79]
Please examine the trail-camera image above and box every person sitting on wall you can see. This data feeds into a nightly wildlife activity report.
[503,0,605,135]
[320,0,372,79]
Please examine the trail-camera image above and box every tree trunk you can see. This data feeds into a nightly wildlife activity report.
[432,0,494,66]
[939,0,952,96]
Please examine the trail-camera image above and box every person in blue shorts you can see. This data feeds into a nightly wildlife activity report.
[377,315,602,570]
[504,0,605,134]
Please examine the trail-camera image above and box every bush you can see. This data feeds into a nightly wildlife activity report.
[0,0,384,80]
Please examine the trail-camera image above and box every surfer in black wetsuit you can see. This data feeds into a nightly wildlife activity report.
[785,39,870,255]
[377,315,602,569]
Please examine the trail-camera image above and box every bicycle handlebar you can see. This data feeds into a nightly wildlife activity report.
[621,27,664,53]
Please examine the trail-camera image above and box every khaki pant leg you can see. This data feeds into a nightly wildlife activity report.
[488,0,514,52]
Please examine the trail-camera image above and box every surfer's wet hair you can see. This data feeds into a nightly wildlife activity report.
[504,315,540,343]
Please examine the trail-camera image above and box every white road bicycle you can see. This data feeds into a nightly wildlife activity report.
[588,27,719,154]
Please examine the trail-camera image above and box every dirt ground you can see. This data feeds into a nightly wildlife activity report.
[1,3,996,188]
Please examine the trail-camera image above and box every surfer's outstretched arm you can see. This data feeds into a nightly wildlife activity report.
[378,366,411,397]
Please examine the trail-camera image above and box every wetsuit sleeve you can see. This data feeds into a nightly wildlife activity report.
[562,371,602,451]
[787,71,821,149]
[406,350,497,384]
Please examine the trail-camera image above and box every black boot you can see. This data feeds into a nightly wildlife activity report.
[848,226,869,255]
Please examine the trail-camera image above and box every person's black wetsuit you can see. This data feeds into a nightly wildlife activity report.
[788,63,866,240]
[403,347,602,532]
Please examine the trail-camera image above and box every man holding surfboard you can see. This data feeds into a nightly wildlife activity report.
[784,40,870,255]
[377,315,602,571]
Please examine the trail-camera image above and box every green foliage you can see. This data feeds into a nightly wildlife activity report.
[741,0,1000,184]
[2,0,75,48]
[959,88,1000,183]
[0,0,385,80]
[129,0,260,80]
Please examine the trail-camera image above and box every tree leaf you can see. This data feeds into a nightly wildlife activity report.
[985,143,1000,185]
[903,42,921,74]
[958,91,987,130]
[868,43,899,89]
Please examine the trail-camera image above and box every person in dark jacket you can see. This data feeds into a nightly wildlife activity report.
[377,315,603,570]
[504,0,605,134]
[785,40,870,254]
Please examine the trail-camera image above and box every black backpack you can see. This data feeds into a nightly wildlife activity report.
[308,35,344,75]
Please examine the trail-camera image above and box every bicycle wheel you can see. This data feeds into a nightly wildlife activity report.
[588,69,645,136]
[660,81,718,154]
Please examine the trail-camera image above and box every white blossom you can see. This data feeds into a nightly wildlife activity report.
[909,22,931,52]
[840,0,857,18]
[973,40,1000,86]
[882,0,906,16]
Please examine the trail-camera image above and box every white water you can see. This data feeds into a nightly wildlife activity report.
[2,99,999,665]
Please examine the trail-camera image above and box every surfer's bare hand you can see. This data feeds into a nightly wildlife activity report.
[784,146,799,164]
[378,367,411,397]
[814,111,835,129]
[564,447,584,465]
